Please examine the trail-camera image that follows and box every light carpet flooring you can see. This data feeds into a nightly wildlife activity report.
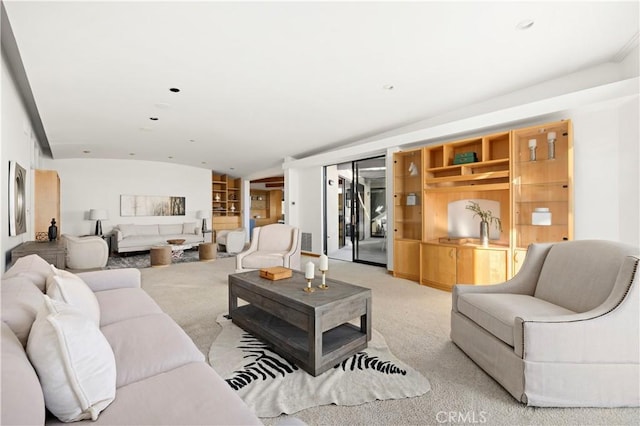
[140,256,639,426]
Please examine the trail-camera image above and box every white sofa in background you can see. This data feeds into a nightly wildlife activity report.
[112,223,203,254]
[236,224,301,271]
[1,254,261,425]
[451,240,639,407]
[216,228,246,254]
[62,235,109,270]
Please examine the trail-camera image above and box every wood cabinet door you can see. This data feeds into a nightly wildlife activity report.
[457,247,507,285]
[512,248,528,277]
[393,240,420,281]
[421,244,456,290]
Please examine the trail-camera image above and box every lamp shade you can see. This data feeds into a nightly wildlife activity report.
[196,210,207,219]
[89,209,108,220]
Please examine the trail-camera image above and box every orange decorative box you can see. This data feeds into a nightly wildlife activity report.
[259,266,292,281]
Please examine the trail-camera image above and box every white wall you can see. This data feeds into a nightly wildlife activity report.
[571,98,639,245]
[287,166,323,254]
[42,158,212,237]
[1,51,45,271]
[325,165,339,254]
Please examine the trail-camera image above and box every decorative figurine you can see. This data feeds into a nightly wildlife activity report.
[48,218,58,241]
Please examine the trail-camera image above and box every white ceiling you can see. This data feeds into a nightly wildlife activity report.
[4,1,639,178]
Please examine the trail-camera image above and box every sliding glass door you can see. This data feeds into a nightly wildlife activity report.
[325,156,387,266]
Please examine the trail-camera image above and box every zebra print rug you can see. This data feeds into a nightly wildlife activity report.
[209,315,431,417]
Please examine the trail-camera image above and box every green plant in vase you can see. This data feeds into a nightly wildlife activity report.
[466,201,502,247]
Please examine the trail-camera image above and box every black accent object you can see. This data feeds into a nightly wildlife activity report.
[48,218,58,241]
[95,219,103,236]
[169,87,180,93]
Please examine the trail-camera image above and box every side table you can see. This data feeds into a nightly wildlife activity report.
[11,240,66,269]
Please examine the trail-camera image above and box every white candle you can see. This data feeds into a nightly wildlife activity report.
[547,132,556,140]
[305,261,315,279]
[528,139,537,148]
[319,254,329,271]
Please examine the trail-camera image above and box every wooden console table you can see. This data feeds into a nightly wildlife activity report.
[11,240,66,269]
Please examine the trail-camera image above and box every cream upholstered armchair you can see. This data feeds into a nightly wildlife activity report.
[236,224,301,272]
[62,234,109,270]
[216,228,246,254]
[451,240,639,407]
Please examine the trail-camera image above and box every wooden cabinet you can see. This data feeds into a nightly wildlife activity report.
[34,170,60,236]
[511,120,573,275]
[421,244,456,290]
[392,149,423,279]
[512,120,573,248]
[393,119,573,290]
[212,172,241,217]
[421,243,507,291]
[250,189,283,227]
[394,240,421,281]
[212,171,242,233]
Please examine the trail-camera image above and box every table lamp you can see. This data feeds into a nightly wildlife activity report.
[89,209,108,235]
[197,210,208,232]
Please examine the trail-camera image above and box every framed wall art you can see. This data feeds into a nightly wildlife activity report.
[120,195,185,217]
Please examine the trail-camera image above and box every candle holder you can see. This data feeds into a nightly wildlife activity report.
[318,269,329,290]
[304,279,316,293]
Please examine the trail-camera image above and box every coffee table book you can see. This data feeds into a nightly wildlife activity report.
[259,266,292,281]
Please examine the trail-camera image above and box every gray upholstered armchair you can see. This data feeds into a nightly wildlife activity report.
[236,224,301,272]
[451,240,639,407]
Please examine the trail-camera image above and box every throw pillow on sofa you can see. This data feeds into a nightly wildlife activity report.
[2,253,51,292]
[46,266,100,326]
[27,295,116,422]
[183,222,198,234]
[1,276,45,347]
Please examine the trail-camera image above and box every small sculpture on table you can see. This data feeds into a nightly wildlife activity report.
[48,218,58,241]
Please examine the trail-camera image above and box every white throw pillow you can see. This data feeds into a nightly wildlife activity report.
[26,295,116,422]
[183,222,197,234]
[2,254,52,292]
[117,224,136,238]
[46,266,100,326]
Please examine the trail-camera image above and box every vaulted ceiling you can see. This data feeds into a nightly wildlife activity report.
[3,1,638,177]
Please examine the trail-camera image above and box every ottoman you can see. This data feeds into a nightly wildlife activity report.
[150,245,171,267]
[199,242,216,261]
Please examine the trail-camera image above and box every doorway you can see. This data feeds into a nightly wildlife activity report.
[325,156,387,266]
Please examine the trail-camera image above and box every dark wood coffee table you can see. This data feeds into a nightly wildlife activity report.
[228,270,372,376]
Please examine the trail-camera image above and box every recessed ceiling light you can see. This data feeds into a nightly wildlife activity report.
[230,167,235,170]
[189,139,196,142]
[129,153,135,156]
[169,88,180,93]
[168,156,174,159]
[149,117,159,121]
[383,84,395,90]
[201,161,207,164]
[516,19,534,30]
[83,150,91,154]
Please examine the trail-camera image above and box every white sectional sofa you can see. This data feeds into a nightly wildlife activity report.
[1,254,261,425]
[112,223,204,254]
